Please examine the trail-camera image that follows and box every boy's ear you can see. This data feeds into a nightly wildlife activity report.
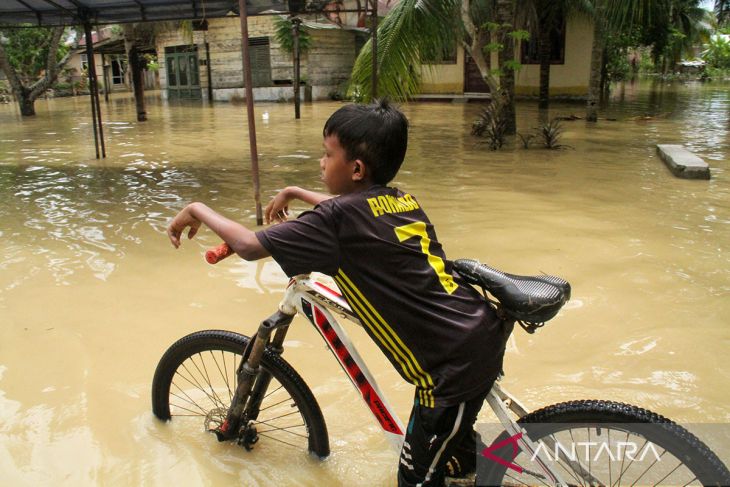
[352,159,367,181]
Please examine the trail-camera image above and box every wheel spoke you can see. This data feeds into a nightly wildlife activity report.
[631,447,667,485]
[652,460,685,486]
[153,332,325,459]
[254,422,308,439]
[263,384,285,400]
[613,431,630,487]
[258,395,296,412]
[257,432,306,449]
[173,366,226,411]
[257,409,302,423]
[170,384,214,416]
[568,429,587,486]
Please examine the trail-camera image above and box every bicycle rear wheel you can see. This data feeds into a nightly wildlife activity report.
[151,329,329,458]
[479,400,730,486]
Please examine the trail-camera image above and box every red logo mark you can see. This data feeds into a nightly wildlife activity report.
[481,432,523,473]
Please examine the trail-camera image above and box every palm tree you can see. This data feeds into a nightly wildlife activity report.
[717,0,730,26]
[349,0,518,133]
[518,0,592,111]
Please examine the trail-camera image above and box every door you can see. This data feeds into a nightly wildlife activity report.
[165,45,201,100]
[464,51,491,94]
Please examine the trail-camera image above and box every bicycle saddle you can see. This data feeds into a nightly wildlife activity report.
[453,259,571,324]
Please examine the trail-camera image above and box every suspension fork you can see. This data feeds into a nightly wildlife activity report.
[244,319,291,421]
[212,309,294,441]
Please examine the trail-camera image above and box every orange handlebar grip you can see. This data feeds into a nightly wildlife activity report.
[205,243,234,264]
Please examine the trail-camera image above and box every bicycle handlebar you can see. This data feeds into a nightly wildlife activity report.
[206,242,234,264]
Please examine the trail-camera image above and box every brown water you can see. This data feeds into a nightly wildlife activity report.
[1,80,728,485]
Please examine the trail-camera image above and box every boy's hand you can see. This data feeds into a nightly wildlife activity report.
[264,189,292,224]
[167,204,202,248]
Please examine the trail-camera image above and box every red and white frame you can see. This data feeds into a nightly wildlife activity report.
[285,274,407,450]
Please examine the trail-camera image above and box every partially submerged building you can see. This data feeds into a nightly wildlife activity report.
[155,12,367,101]
[420,14,594,99]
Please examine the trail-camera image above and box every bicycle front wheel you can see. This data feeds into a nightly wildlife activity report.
[151,329,329,458]
[479,400,730,486]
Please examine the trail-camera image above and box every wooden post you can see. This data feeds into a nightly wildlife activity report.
[101,53,109,102]
[205,40,213,102]
[238,0,263,225]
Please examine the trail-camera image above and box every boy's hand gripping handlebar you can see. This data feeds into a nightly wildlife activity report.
[205,243,235,264]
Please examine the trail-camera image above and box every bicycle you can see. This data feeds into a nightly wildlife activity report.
[152,244,730,486]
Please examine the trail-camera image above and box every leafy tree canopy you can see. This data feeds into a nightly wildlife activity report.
[0,26,71,83]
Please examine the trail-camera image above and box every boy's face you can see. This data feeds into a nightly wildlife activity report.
[320,135,364,194]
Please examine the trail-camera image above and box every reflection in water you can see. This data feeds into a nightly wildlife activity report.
[0,80,728,485]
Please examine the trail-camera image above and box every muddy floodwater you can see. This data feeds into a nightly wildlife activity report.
[1,80,728,486]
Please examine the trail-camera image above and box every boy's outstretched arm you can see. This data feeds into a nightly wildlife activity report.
[265,186,331,224]
[167,202,270,260]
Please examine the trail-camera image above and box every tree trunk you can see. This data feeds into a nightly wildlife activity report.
[496,0,516,135]
[538,22,551,111]
[0,26,70,117]
[19,90,36,116]
[461,0,499,96]
[123,24,147,122]
[586,7,606,122]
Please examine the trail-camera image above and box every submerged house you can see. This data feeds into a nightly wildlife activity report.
[155,12,368,102]
[154,1,594,102]
[420,14,594,98]
[67,26,158,94]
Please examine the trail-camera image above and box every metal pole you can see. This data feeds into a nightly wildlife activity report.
[83,22,100,159]
[88,26,106,158]
[238,0,263,225]
[292,17,301,119]
[371,0,378,101]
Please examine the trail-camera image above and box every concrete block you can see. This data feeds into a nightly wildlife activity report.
[656,144,710,180]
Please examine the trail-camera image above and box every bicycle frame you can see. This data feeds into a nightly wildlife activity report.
[277,273,571,485]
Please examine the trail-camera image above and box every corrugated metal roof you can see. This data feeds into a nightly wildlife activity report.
[0,0,290,27]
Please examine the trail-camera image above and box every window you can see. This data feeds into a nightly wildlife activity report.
[249,37,272,87]
[422,43,457,65]
[521,17,566,65]
[80,53,88,71]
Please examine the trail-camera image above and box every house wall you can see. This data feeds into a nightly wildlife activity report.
[65,52,103,87]
[156,16,358,102]
[420,48,465,94]
[419,15,594,98]
[514,14,594,96]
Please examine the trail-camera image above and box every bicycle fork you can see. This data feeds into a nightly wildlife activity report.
[212,309,295,445]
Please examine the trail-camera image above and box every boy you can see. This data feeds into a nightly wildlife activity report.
[166,100,506,486]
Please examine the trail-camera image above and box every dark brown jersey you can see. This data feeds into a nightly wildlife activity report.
[256,186,505,407]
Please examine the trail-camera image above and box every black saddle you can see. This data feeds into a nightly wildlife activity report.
[453,259,571,325]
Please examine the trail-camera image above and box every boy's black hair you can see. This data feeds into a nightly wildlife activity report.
[323,99,409,185]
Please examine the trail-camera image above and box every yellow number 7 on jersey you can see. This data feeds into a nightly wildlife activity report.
[395,221,459,295]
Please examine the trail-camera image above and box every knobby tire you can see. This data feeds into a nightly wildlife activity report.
[151,329,329,458]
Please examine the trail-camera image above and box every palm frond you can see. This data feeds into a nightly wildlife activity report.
[349,0,460,101]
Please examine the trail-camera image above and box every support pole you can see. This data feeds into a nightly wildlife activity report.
[238,0,263,225]
[370,0,378,101]
[101,53,108,102]
[83,22,101,159]
[205,39,213,102]
[90,35,106,157]
[292,16,301,119]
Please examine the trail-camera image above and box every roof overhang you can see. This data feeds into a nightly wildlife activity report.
[0,1,290,27]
